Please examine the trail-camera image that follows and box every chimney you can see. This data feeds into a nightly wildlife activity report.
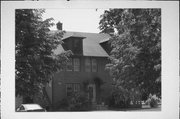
[56,21,62,30]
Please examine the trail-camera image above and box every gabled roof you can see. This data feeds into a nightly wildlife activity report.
[52,31,111,57]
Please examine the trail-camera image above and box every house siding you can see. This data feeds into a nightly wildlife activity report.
[45,82,52,103]
[48,56,113,106]
[45,31,113,109]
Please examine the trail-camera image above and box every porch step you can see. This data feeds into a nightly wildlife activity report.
[91,103,108,110]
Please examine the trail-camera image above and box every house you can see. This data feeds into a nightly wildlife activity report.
[45,27,114,110]
[15,22,142,110]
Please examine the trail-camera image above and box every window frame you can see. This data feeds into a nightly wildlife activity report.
[66,58,73,71]
[73,58,80,72]
[66,83,80,96]
[66,83,73,97]
[85,57,98,72]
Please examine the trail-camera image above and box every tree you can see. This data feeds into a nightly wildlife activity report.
[99,9,161,100]
[15,9,72,102]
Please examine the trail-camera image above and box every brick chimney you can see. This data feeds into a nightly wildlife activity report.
[56,21,62,30]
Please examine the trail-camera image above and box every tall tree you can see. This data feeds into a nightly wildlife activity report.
[99,9,161,100]
[15,9,72,102]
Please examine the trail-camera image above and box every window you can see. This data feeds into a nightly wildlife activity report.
[66,58,80,72]
[74,39,79,48]
[20,106,25,111]
[66,83,80,96]
[74,83,80,93]
[73,58,80,72]
[66,58,73,71]
[92,59,97,72]
[85,58,91,72]
[66,84,73,96]
[73,39,82,54]
[85,58,98,72]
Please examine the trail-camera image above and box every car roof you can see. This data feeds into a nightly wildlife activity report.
[21,104,43,110]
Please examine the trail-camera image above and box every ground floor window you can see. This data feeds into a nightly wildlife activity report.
[66,83,80,96]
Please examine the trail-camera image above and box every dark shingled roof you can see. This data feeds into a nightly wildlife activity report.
[52,31,111,57]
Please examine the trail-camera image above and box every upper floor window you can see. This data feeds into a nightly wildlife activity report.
[66,58,73,71]
[92,59,97,72]
[73,58,80,72]
[85,58,91,72]
[66,58,80,72]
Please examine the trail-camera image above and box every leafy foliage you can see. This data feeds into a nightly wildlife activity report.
[56,92,90,111]
[99,9,161,100]
[15,9,72,99]
[146,94,159,107]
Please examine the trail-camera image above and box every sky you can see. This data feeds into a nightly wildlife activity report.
[42,9,107,33]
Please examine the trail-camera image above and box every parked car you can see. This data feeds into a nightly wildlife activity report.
[16,104,46,112]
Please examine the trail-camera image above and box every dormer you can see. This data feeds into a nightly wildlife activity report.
[99,38,112,55]
[62,33,85,55]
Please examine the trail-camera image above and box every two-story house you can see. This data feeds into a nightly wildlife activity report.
[45,28,113,109]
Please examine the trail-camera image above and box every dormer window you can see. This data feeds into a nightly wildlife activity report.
[74,39,79,47]
[73,39,82,55]
[62,33,85,55]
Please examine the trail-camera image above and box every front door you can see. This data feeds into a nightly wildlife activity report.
[88,84,96,103]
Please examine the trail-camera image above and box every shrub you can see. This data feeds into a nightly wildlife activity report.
[106,89,131,108]
[56,92,91,111]
[149,98,158,108]
[68,92,90,111]
[56,98,69,111]
[105,95,115,107]
[146,94,159,108]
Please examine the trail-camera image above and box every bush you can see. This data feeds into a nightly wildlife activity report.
[106,89,131,108]
[56,92,91,111]
[69,93,90,111]
[105,95,115,107]
[56,98,69,111]
[149,98,158,107]
[146,94,159,108]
